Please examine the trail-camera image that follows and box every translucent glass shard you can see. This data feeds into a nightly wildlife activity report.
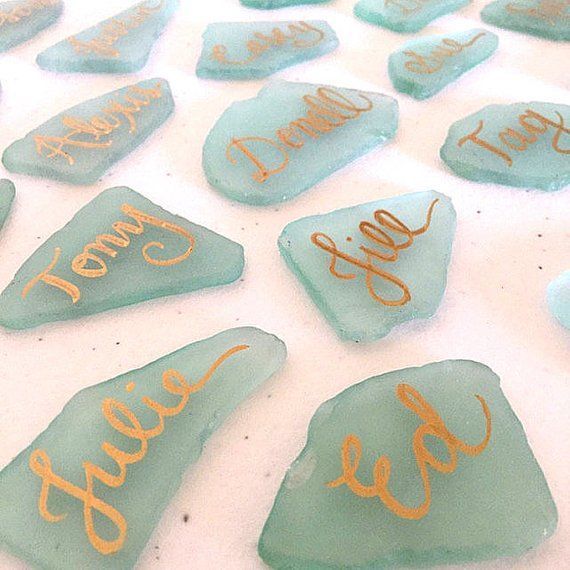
[240,0,330,9]
[0,179,15,234]
[548,270,570,329]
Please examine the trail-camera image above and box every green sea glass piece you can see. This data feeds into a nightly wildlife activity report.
[0,326,286,570]
[259,360,558,569]
[36,0,179,73]
[278,190,455,342]
[203,80,398,205]
[240,0,330,9]
[2,78,174,185]
[0,179,15,234]
[354,0,469,33]
[0,0,63,52]
[388,29,499,100]
[481,0,570,42]
[0,186,244,330]
[440,101,570,191]
[548,270,570,329]
[196,20,338,80]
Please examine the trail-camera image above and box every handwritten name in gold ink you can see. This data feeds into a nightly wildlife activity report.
[311,199,439,307]
[68,1,164,58]
[0,0,59,26]
[384,0,430,16]
[28,344,249,555]
[327,383,492,520]
[457,107,570,167]
[226,87,374,183]
[34,83,163,165]
[506,0,570,26]
[21,203,195,304]
[211,21,325,66]
[404,32,487,75]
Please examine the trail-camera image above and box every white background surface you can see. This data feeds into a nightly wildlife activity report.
[0,0,568,568]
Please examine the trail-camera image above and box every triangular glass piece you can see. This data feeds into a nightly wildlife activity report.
[0,186,245,330]
[0,179,15,234]
[548,270,570,329]
[37,0,179,73]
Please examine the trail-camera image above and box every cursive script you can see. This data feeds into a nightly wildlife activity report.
[29,344,249,555]
[506,0,570,26]
[311,199,439,307]
[68,1,164,57]
[211,21,325,66]
[21,203,195,304]
[327,383,492,520]
[385,0,431,15]
[0,0,59,26]
[34,83,163,165]
[226,87,374,183]
[404,32,487,75]
[457,107,570,167]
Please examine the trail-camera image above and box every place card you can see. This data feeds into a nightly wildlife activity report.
[481,0,570,42]
[0,186,245,330]
[203,80,398,205]
[548,270,570,329]
[0,179,15,234]
[196,20,338,80]
[36,0,179,73]
[0,0,63,52]
[259,360,558,568]
[278,190,455,341]
[0,326,286,569]
[354,0,469,33]
[388,29,499,100]
[240,0,330,9]
[440,101,570,191]
[2,78,174,185]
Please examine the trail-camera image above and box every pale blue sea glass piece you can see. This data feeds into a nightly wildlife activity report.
[354,0,469,33]
[0,326,286,570]
[0,0,63,52]
[278,190,455,342]
[548,270,570,329]
[0,186,245,330]
[37,0,179,73]
[440,101,570,191]
[240,0,330,9]
[481,0,570,42]
[388,29,499,100]
[0,179,15,234]
[259,360,558,569]
[2,78,174,185]
[196,20,338,80]
[203,80,398,205]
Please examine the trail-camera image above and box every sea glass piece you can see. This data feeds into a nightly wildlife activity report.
[196,20,338,80]
[0,179,15,234]
[203,80,398,205]
[2,78,174,185]
[0,0,63,52]
[0,326,286,570]
[440,101,570,191]
[481,0,570,42]
[240,0,330,9]
[0,186,244,330]
[354,0,469,33]
[278,190,455,341]
[548,270,570,329]
[259,360,558,569]
[388,29,499,100]
[36,0,179,73]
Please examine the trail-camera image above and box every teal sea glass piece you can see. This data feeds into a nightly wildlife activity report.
[2,78,174,185]
[388,29,499,100]
[0,179,15,234]
[36,0,179,73]
[548,270,570,329]
[440,102,570,191]
[354,0,469,33]
[278,190,455,342]
[0,326,286,570]
[196,20,338,80]
[240,0,329,9]
[481,0,570,41]
[203,80,398,205]
[0,0,63,52]
[0,186,244,330]
[259,360,558,569]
